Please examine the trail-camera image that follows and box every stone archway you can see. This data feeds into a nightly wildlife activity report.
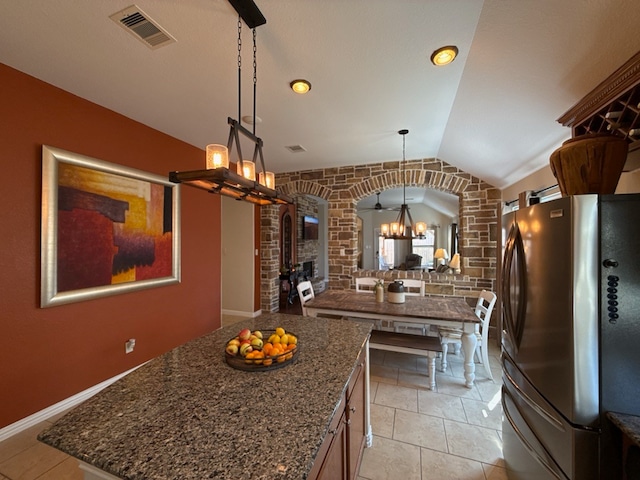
[261,159,501,312]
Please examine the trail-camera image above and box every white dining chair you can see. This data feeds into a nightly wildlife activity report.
[394,279,430,335]
[438,290,497,379]
[296,281,315,316]
[355,277,381,293]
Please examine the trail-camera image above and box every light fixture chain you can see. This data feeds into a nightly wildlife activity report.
[252,28,257,137]
[237,17,242,126]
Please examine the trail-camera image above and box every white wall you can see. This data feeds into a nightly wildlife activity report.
[502,163,640,203]
[221,196,255,316]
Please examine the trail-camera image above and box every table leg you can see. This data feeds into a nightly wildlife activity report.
[461,324,477,388]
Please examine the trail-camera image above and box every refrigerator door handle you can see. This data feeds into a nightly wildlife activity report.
[503,357,565,432]
[502,223,527,350]
[503,387,567,479]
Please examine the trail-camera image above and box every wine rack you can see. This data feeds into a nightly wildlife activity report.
[558,50,640,168]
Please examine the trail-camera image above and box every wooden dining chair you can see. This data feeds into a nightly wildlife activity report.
[296,281,315,316]
[438,290,497,379]
[355,277,381,293]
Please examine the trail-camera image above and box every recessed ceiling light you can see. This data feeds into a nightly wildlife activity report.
[430,46,458,66]
[290,79,311,94]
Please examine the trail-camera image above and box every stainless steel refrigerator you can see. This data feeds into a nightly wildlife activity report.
[501,194,640,479]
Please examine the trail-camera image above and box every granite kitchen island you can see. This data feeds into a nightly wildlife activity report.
[38,313,372,480]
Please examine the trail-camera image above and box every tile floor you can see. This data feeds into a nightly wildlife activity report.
[0,316,505,480]
[358,340,506,480]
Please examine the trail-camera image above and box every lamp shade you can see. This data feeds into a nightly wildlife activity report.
[449,253,461,270]
[434,248,449,264]
[206,144,229,169]
[381,223,389,236]
[415,221,427,236]
[238,160,256,181]
[258,171,275,189]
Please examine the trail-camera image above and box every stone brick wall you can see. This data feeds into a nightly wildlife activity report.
[260,158,501,312]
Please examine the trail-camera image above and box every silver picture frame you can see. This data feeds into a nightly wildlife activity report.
[41,145,181,308]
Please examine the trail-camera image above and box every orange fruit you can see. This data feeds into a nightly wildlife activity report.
[286,344,296,351]
[285,352,293,360]
[277,354,286,363]
[263,358,273,366]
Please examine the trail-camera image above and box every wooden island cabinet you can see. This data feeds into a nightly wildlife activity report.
[310,347,366,480]
[38,313,372,480]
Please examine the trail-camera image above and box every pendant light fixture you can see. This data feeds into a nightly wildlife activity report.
[380,130,426,239]
[169,0,293,206]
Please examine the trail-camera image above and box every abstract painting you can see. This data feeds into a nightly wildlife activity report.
[41,146,180,307]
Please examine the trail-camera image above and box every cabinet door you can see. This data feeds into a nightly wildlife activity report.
[317,410,347,480]
[347,356,366,480]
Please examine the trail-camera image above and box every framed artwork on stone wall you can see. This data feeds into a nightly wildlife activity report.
[40,145,181,308]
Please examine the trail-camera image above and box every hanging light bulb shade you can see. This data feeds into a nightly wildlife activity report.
[206,144,229,169]
[379,129,426,239]
[168,0,292,206]
[259,171,275,188]
[239,160,256,181]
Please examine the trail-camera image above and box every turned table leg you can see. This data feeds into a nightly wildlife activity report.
[461,324,477,388]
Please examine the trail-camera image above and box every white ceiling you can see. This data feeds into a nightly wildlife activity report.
[1,0,640,189]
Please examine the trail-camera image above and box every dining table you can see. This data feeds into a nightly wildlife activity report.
[304,290,481,387]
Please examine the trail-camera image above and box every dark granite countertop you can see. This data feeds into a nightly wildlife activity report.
[38,313,372,480]
[608,412,640,447]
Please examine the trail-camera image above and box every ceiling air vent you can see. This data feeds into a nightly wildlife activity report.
[285,145,307,153]
[110,5,176,50]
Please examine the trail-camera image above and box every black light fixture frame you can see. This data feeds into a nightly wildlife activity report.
[169,0,293,205]
[384,129,423,239]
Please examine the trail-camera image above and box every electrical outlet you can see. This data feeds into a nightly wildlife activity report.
[125,338,136,354]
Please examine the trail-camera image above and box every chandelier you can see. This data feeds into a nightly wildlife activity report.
[380,130,427,239]
[169,0,293,206]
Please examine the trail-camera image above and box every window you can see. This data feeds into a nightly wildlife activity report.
[377,228,436,269]
[412,229,436,268]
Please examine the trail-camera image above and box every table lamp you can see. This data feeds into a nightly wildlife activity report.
[434,248,449,266]
[449,253,461,274]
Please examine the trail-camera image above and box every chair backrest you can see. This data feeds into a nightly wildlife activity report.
[296,281,315,316]
[474,290,497,336]
[400,279,425,296]
[405,254,422,269]
[355,277,381,293]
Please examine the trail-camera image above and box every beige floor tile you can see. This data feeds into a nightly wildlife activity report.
[383,351,419,371]
[37,457,83,480]
[398,370,433,390]
[443,419,503,466]
[370,364,398,385]
[0,423,48,463]
[461,397,503,430]
[374,383,418,412]
[393,410,447,453]
[359,435,421,480]
[420,448,486,480]
[483,462,509,480]
[369,403,395,439]
[0,441,68,480]
[417,391,467,422]
[475,378,502,404]
[433,375,482,400]
[221,314,248,327]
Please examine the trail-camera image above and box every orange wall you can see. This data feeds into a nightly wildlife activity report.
[0,63,222,428]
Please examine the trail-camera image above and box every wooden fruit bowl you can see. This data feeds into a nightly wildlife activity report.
[224,331,299,372]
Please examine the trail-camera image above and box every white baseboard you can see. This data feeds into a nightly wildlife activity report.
[221,309,261,318]
[0,363,145,442]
